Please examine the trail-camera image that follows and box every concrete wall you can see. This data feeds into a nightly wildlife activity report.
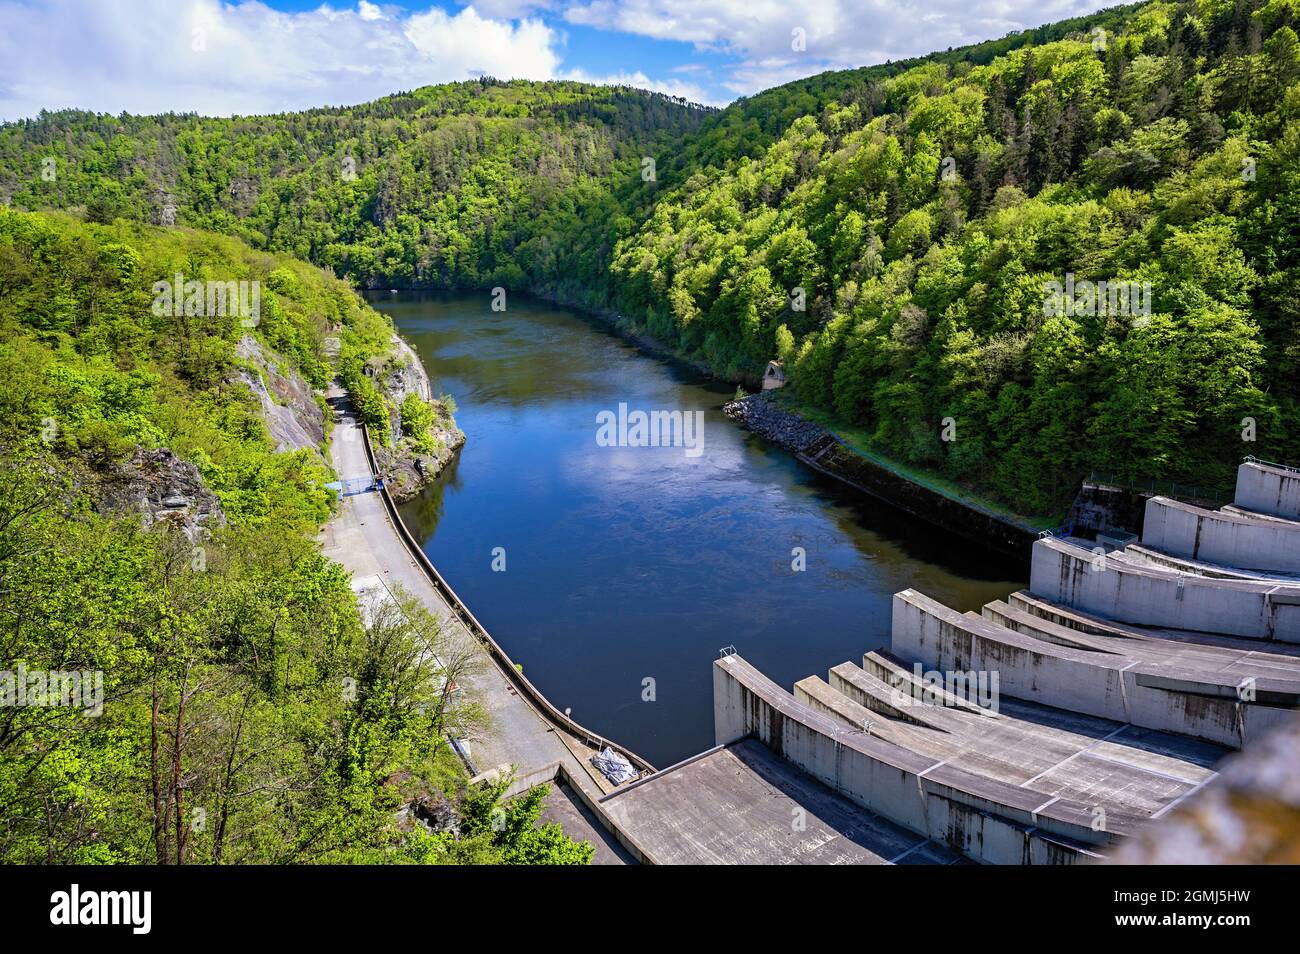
[713,654,1114,864]
[1142,496,1300,575]
[1236,461,1300,520]
[1029,538,1300,643]
[895,589,1291,748]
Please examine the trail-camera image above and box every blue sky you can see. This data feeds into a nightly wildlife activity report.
[0,0,1114,120]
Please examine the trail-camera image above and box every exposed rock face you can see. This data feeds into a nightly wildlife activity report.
[373,427,463,502]
[380,332,431,445]
[235,336,326,457]
[722,391,827,454]
[94,447,225,542]
[372,332,464,502]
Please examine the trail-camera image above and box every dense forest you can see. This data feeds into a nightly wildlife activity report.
[0,209,590,863]
[610,0,1300,512]
[5,1,1295,514]
[0,81,710,298]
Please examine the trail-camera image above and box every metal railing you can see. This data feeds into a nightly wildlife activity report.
[1243,455,1300,475]
[1086,470,1231,505]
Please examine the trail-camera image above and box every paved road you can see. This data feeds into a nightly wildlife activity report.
[318,385,614,796]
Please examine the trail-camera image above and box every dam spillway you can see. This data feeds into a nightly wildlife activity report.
[599,461,1300,864]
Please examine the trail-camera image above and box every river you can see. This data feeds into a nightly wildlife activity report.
[375,291,1025,768]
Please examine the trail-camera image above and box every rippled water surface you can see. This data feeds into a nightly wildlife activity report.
[376,291,1024,767]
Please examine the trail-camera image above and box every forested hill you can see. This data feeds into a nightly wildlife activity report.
[4,0,1299,512]
[0,209,594,864]
[0,80,710,294]
[609,0,1300,511]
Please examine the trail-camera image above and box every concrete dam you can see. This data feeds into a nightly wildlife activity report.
[587,459,1300,864]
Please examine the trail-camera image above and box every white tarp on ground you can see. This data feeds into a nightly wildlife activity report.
[592,747,637,785]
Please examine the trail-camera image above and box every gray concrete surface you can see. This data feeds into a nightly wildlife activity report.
[538,782,635,865]
[893,588,1297,748]
[1141,496,1300,576]
[804,654,1220,820]
[1112,710,1300,864]
[599,738,963,864]
[1029,537,1300,643]
[1222,503,1300,525]
[712,654,1112,863]
[1006,589,1300,655]
[1235,460,1300,521]
[1117,543,1300,583]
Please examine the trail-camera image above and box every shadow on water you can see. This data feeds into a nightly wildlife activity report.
[374,290,1026,767]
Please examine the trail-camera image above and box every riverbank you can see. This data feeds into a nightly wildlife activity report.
[371,330,465,502]
[724,391,1048,561]
[320,384,648,789]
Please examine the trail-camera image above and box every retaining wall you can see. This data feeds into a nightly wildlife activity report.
[894,589,1292,748]
[1029,538,1300,643]
[1235,461,1300,520]
[359,421,656,775]
[713,654,1113,863]
[1142,496,1300,575]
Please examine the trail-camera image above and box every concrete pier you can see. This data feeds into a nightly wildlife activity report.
[892,589,1298,747]
[597,739,962,864]
[1029,536,1300,642]
[1139,496,1300,575]
[1235,460,1300,520]
[712,653,1113,864]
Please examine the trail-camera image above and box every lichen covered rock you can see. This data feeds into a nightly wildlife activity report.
[92,447,225,542]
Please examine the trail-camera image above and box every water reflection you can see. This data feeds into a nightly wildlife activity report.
[376,291,1025,766]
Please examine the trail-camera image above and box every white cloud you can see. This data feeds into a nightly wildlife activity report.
[559,68,718,106]
[0,0,563,120]
[0,0,1117,120]
[561,0,1112,95]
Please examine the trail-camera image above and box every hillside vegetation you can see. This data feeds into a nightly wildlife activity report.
[6,3,1295,513]
[0,80,709,300]
[0,209,589,863]
[608,0,1300,511]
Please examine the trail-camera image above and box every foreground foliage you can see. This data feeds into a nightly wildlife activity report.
[0,210,587,863]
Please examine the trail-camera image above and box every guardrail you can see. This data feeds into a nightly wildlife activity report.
[358,420,657,778]
[1244,455,1300,475]
[1086,470,1231,506]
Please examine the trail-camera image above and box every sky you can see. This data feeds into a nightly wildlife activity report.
[0,0,1114,121]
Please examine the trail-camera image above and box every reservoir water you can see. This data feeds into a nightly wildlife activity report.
[377,291,1025,768]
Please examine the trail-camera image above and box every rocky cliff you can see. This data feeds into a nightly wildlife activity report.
[372,332,464,502]
[92,447,225,543]
[235,336,327,458]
